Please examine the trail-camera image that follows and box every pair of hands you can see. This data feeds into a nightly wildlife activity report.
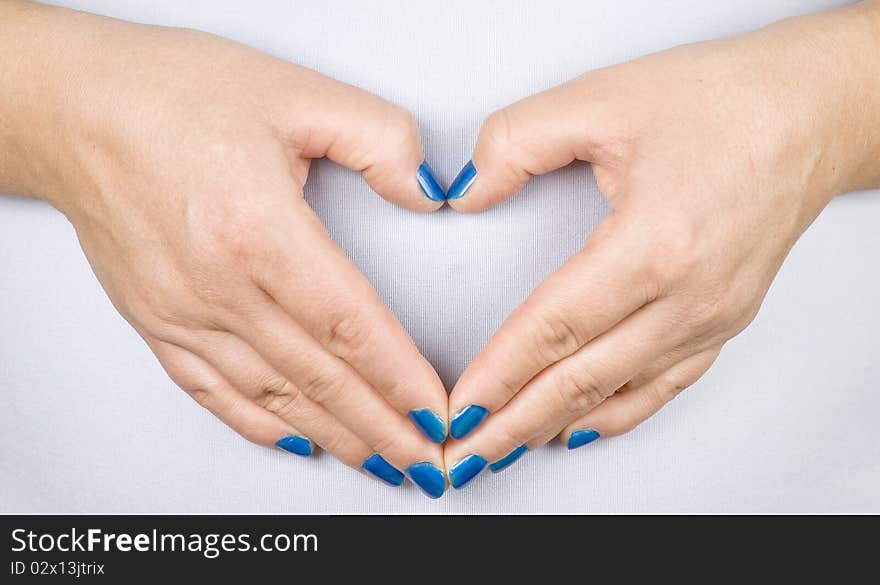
[4,2,878,498]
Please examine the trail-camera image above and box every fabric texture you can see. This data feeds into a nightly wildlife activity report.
[1,0,878,513]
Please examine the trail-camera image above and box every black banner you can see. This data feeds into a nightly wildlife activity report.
[0,515,874,579]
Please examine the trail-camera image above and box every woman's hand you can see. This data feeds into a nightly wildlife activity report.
[0,2,449,497]
[442,2,880,487]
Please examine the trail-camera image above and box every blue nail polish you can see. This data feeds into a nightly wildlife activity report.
[489,445,528,473]
[275,435,312,457]
[449,454,488,489]
[408,408,447,444]
[417,160,446,202]
[362,454,405,487]
[406,462,446,499]
[449,404,488,439]
[446,160,476,200]
[567,429,601,450]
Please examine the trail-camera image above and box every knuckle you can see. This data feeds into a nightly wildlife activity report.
[261,374,293,397]
[612,381,680,436]
[259,379,305,420]
[651,372,689,405]
[481,108,514,149]
[681,290,728,331]
[643,223,702,290]
[128,269,196,331]
[321,309,371,357]
[365,108,421,197]
[203,210,271,266]
[298,365,346,406]
[383,107,420,149]
[157,349,216,395]
[126,261,238,331]
[555,366,608,416]
[185,386,215,409]
[471,107,534,198]
[531,309,585,363]
[137,292,222,341]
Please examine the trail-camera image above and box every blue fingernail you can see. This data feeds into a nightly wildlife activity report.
[406,462,447,499]
[362,454,405,486]
[275,435,312,457]
[449,454,488,489]
[446,160,477,200]
[567,429,601,450]
[408,408,447,444]
[489,445,528,473]
[449,404,488,439]
[417,160,446,202]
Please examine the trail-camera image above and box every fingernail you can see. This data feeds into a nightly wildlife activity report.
[275,435,312,457]
[449,454,488,489]
[567,429,601,450]
[489,445,528,473]
[417,160,446,202]
[362,454,405,487]
[406,462,446,499]
[446,160,477,200]
[449,404,488,439]
[408,408,447,444]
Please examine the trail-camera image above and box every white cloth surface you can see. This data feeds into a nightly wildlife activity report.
[2,0,878,513]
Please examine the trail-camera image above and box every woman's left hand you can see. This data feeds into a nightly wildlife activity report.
[441,2,880,487]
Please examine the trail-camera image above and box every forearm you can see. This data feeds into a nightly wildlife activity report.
[1,1,64,198]
[0,1,91,203]
[2,0,878,204]
[754,0,880,196]
[0,1,134,208]
[837,0,880,193]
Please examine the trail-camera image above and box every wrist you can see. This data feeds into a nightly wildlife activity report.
[764,2,880,200]
[838,1,880,192]
[0,2,120,214]
[0,1,50,199]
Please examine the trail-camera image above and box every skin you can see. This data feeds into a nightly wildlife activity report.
[2,1,878,495]
[445,1,880,477]
[0,1,447,485]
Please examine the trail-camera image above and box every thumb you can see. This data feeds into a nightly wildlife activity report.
[273,66,445,212]
[446,77,610,212]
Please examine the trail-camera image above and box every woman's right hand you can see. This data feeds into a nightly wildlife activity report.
[0,2,449,497]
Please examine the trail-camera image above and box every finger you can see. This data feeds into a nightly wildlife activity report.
[149,339,315,455]
[561,347,721,448]
[445,75,609,211]
[486,421,570,475]
[273,67,445,210]
[164,332,416,487]
[448,217,654,440]
[624,341,718,391]
[227,294,447,498]
[517,347,719,456]
[254,201,449,443]
[445,301,683,489]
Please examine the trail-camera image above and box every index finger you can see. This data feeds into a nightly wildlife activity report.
[256,201,450,444]
[447,218,654,439]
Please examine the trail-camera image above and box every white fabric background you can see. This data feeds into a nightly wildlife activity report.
[2,0,878,513]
